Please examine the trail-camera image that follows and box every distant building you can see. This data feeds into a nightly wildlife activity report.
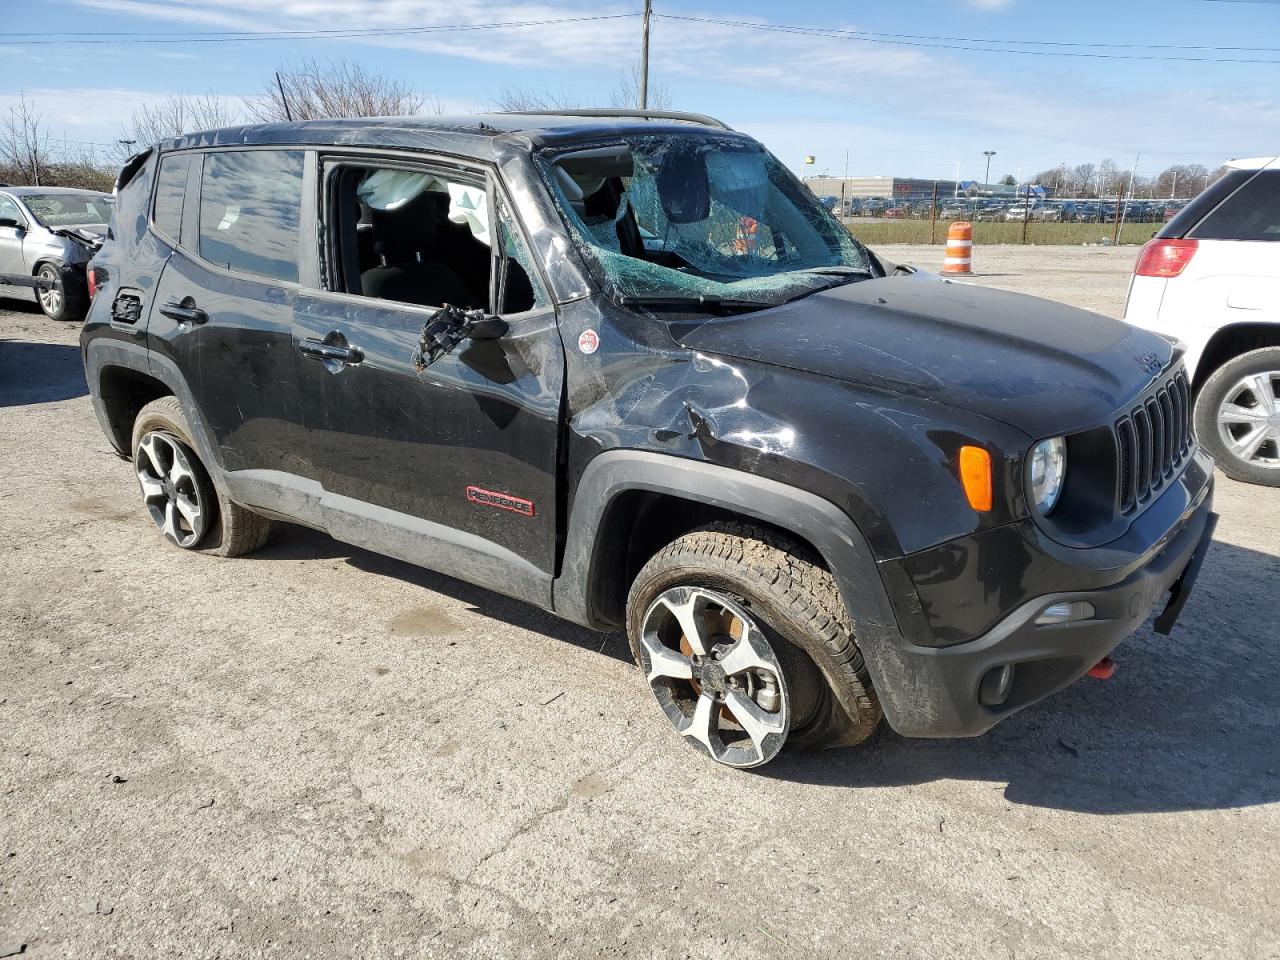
[802,176,960,200]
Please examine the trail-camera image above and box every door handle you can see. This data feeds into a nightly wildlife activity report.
[159,300,207,325]
[298,338,364,365]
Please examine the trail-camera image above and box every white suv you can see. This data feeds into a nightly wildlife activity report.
[1124,157,1280,486]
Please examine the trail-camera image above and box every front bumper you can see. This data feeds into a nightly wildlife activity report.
[863,476,1216,738]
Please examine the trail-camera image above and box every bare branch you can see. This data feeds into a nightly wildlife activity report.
[247,59,437,122]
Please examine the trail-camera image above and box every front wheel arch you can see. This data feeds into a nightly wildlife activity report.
[554,451,915,655]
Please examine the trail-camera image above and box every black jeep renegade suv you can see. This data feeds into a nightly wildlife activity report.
[82,111,1216,768]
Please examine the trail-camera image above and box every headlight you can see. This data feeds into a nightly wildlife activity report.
[1029,437,1067,514]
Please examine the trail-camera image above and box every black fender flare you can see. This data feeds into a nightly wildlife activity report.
[83,338,223,471]
[552,449,902,638]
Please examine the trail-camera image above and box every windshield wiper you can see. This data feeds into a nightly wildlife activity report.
[799,266,872,277]
[618,294,773,312]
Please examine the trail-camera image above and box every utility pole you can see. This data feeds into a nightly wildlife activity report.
[639,0,652,109]
[983,150,996,192]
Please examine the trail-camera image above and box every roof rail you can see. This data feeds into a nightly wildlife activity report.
[500,108,732,131]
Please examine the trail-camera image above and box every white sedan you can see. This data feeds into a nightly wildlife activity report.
[1124,156,1280,486]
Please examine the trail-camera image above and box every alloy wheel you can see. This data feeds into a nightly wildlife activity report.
[638,586,789,768]
[38,265,62,317]
[135,431,208,547]
[1217,371,1280,471]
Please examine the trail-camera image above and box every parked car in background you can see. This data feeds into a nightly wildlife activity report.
[1125,156,1280,486]
[82,110,1215,769]
[0,186,111,321]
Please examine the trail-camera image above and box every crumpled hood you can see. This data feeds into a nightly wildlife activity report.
[674,272,1175,439]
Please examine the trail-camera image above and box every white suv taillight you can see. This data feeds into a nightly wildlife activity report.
[1134,238,1198,278]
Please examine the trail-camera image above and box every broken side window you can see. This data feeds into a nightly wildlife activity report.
[325,162,491,311]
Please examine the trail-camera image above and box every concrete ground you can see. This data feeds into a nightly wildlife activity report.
[2,246,1278,960]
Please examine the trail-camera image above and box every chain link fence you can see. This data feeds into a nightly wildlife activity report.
[813,186,1188,246]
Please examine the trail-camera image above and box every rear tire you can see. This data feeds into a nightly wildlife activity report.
[1194,347,1280,487]
[130,397,272,556]
[626,521,881,767]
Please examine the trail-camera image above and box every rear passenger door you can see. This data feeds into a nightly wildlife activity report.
[147,147,311,489]
[291,154,565,602]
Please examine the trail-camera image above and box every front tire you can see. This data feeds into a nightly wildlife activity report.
[35,261,88,322]
[130,397,272,556]
[1194,347,1280,487]
[626,522,881,768]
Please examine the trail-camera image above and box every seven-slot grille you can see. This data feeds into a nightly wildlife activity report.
[1114,367,1192,513]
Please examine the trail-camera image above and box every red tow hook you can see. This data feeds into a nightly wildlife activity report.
[1087,656,1116,680]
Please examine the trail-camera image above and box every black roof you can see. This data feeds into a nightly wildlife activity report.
[161,111,748,160]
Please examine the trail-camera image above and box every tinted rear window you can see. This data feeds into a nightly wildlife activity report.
[1189,170,1280,242]
[199,150,304,283]
[153,154,190,240]
[1158,170,1250,239]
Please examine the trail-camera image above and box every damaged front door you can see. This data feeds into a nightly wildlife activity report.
[291,156,564,598]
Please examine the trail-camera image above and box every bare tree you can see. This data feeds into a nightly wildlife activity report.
[0,94,50,186]
[119,93,242,156]
[493,65,673,114]
[491,87,584,112]
[608,64,672,110]
[1070,163,1097,197]
[0,94,115,190]
[247,59,440,122]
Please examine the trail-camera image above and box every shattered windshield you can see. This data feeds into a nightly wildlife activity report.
[539,135,872,309]
[23,193,112,227]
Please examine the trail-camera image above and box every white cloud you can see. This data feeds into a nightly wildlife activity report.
[16,0,1277,176]
[962,0,1016,9]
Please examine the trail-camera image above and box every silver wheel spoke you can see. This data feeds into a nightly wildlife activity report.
[638,630,694,682]
[1231,424,1270,461]
[719,626,774,678]
[679,692,720,754]
[1220,402,1269,425]
[659,591,710,656]
[137,473,166,500]
[161,499,182,542]
[138,434,165,473]
[1249,374,1277,414]
[168,455,195,487]
[173,492,202,529]
[724,689,785,753]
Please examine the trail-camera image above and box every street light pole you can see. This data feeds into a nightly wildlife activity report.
[983,150,996,192]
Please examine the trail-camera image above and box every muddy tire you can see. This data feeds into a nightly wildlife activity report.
[1194,347,1280,487]
[130,396,272,557]
[626,521,881,767]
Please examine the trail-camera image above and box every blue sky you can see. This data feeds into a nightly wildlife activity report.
[3,0,1278,181]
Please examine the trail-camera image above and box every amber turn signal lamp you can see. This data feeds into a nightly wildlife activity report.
[959,445,993,512]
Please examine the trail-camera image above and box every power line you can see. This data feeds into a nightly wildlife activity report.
[657,14,1280,63]
[17,13,1279,52]
[1,13,638,45]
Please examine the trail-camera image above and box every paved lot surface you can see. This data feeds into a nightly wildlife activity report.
[2,248,1278,960]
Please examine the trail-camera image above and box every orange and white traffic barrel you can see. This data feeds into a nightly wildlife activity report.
[943,221,973,275]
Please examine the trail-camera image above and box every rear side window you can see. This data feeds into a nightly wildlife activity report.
[1189,170,1280,242]
[1159,169,1249,239]
[153,154,190,240]
[199,150,304,283]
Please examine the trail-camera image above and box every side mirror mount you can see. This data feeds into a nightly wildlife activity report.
[411,305,509,372]
[0,216,24,231]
